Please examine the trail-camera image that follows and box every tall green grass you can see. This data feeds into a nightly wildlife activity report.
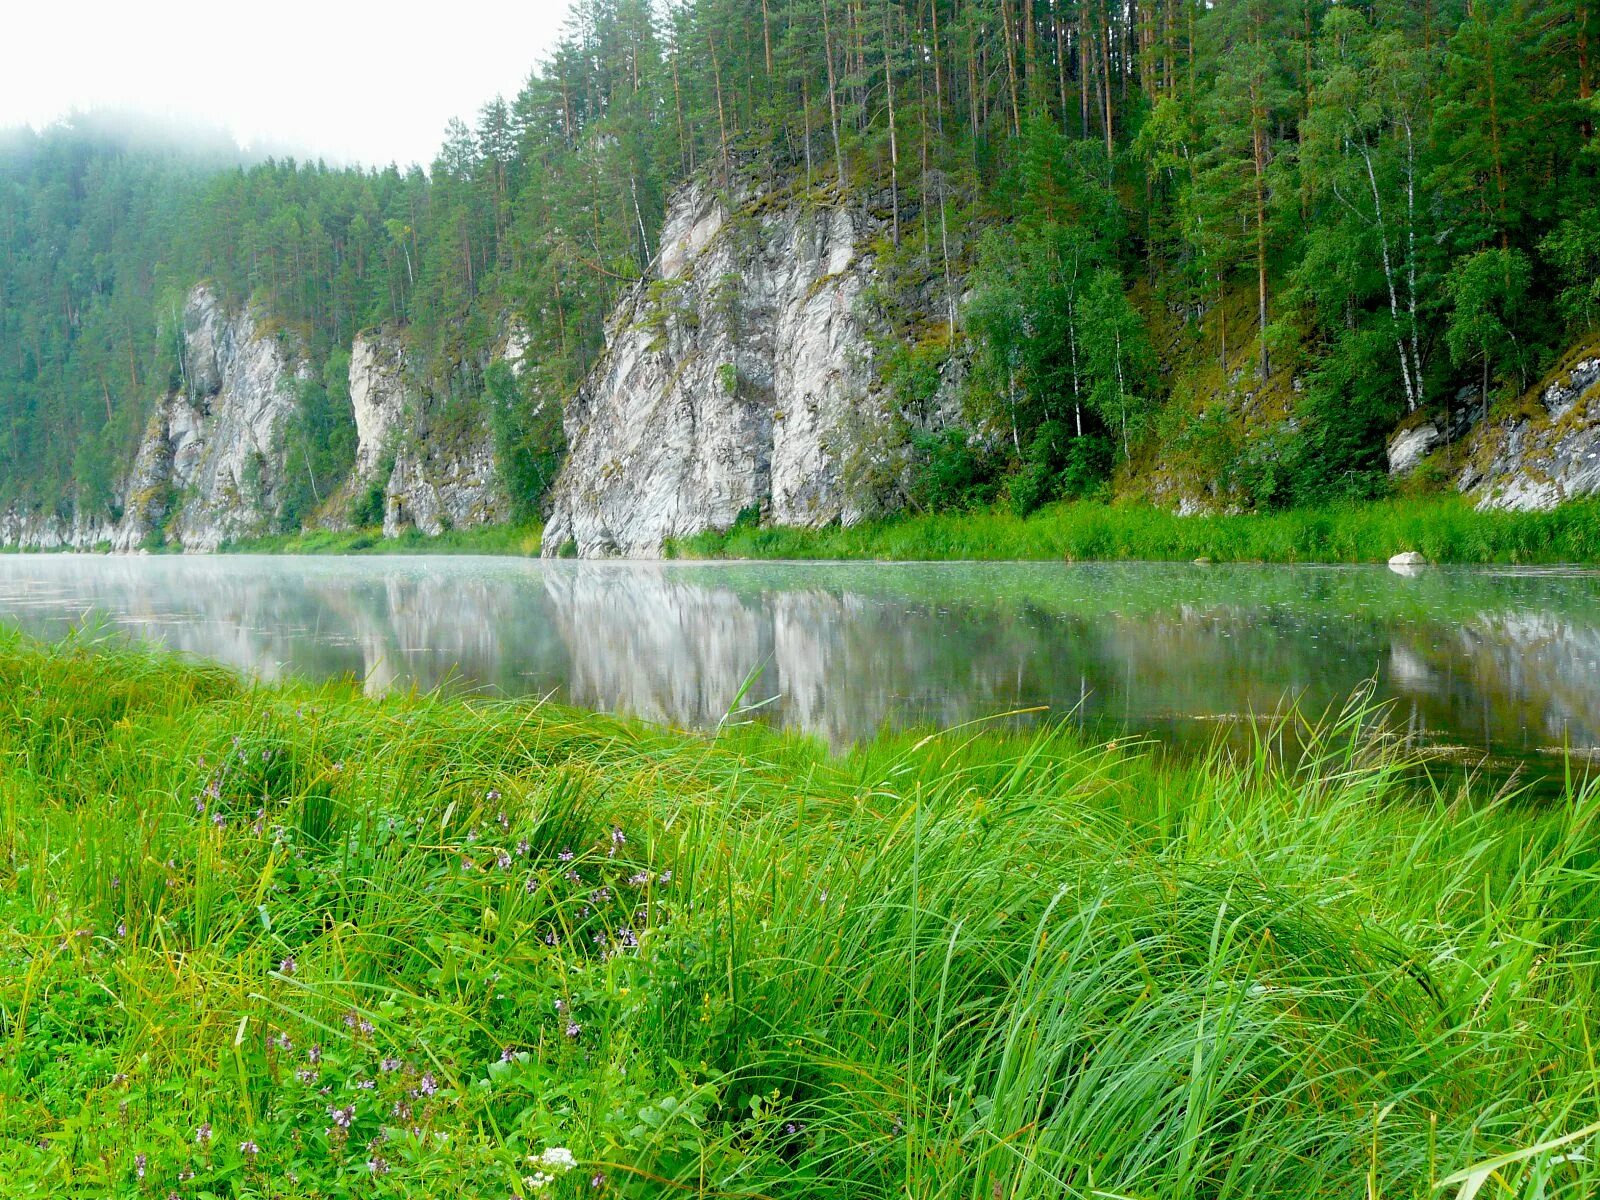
[671,497,1600,564]
[2,629,1599,1197]
[221,522,544,557]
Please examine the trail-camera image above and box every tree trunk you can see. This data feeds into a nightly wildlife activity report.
[884,0,901,244]
[708,28,731,181]
[823,0,847,189]
[1000,0,1023,136]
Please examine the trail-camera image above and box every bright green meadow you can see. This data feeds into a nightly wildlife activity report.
[3,629,1600,1198]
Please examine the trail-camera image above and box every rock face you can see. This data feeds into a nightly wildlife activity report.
[131,287,308,551]
[349,332,408,481]
[1460,354,1600,510]
[316,326,512,537]
[1387,394,1480,476]
[542,180,907,558]
[383,429,507,538]
[0,283,516,552]
[0,284,306,551]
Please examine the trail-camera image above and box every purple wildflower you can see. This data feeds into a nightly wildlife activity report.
[195,1122,212,1144]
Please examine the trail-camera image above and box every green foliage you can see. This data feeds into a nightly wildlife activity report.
[1008,421,1112,516]
[906,427,1000,512]
[1445,247,1534,403]
[348,477,388,530]
[224,521,543,557]
[280,349,358,533]
[1542,211,1600,329]
[484,360,564,523]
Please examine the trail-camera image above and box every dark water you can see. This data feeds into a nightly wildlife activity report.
[1,554,1597,784]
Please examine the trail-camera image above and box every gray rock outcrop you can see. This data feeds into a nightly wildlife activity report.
[0,284,306,551]
[1460,355,1600,510]
[320,325,511,537]
[130,287,308,551]
[542,180,917,558]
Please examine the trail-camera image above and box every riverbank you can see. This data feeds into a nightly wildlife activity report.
[17,498,1600,565]
[3,629,1598,1196]
[220,522,544,557]
[671,497,1600,564]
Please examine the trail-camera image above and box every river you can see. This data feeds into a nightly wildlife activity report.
[1,554,1596,786]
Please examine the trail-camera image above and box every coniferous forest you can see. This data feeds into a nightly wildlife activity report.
[2,0,1598,524]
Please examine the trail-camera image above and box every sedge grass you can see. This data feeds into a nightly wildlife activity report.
[1,629,1599,1197]
[220,522,545,557]
[670,497,1600,565]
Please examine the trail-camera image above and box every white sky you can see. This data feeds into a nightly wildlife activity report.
[3,0,573,168]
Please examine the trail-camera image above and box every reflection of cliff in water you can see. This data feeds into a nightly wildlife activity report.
[0,557,1596,771]
[1389,612,1600,752]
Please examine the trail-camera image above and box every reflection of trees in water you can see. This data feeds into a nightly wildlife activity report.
[0,557,1596,761]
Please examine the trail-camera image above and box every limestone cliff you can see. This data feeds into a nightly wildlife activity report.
[128,286,309,550]
[1457,350,1600,511]
[0,285,516,551]
[542,180,929,558]
[318,325,511,537]
[0,284,306,551]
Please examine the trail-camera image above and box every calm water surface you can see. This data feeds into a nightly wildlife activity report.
[1,554,1597,783]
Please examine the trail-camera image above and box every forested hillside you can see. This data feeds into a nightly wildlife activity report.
[2,0,1597,527]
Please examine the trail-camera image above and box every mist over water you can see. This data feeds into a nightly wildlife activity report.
[1,555,1596,783]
